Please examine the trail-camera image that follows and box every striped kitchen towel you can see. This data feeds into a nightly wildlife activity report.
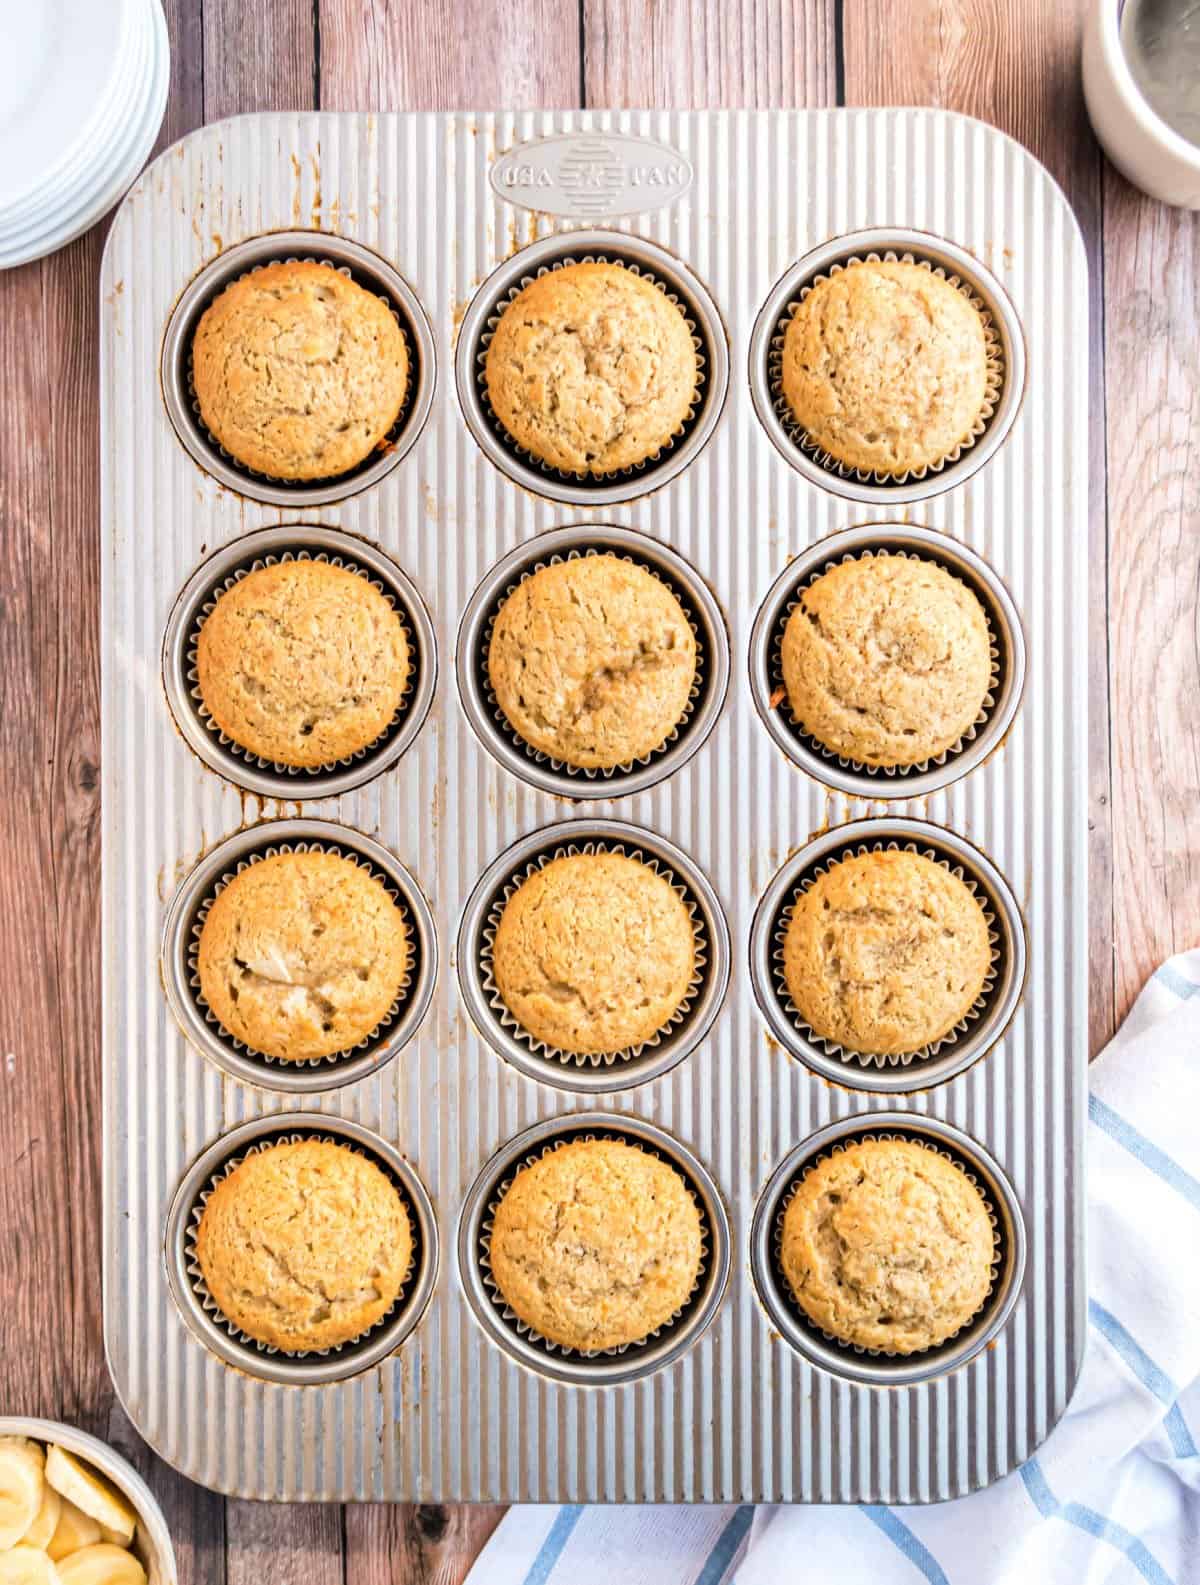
[467,950,1200,1585]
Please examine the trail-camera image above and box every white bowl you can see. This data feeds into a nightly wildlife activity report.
[0,1417,177,1585]
[1083,0,1200,207]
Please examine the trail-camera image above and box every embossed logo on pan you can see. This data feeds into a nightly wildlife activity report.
[490,133,694,218]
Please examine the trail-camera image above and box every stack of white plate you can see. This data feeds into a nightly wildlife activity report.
[0,0,169,270]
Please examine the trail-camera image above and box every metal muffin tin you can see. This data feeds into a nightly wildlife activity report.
[456,523,730,798]
[162,524,438,798]
[161,229,437,508]
[749,523,1026,799]
[457,1111,732,1386]
[101,110,1088,1503]
[750,818,1026,1092]
[457,818,731,1093]
[160,819,438,1094]
[164,1112,439,1386]
[749,1112,1027,1388]
[455,227,730,506]
[749,226,1027,505]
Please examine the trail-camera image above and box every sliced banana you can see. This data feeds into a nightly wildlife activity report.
[20,1483,62,1552]
[45,1502,100,1564]
[0,1546,62,1583]
[42,1455,135,1548]
[0,1439,46,1550]
[54,1547,144,1585]
[92,1530,128,1552]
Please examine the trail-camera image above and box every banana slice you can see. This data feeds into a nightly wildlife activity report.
[19,1482,61,1551]
[45,1503,100,1564]
[54,1547,144,1585]
[42,1455,135,1548]
[0,1439,46,1550]
[92,1531,128,1552]
[0,1546,62,1583]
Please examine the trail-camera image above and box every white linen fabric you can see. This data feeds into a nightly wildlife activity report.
[467,951,1200,1585]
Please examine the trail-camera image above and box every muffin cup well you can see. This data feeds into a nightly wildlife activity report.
[456,1112,730,1385]
[456,524,729,799]
[162,525,437,800]
[750,1113,1026,1387]
[749,228,1026,505]
[455,229,729,506]
[749,525,1026,799]
[161,820,437,1094]
[161,231,436,508]
[164,1113,438,1386]
[457,819,730,1093]
[749,818,1026,1092]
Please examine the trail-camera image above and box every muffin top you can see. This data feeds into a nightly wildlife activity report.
[196,1138,411,1352]
[489,1137,702,1351]
[781,1137,995,1354]
[780,259,990,476]
[780,554,992,768]
[488,554,697,770]
[196,559,410,768]
[484,261,698,475]
[491,851,695,1055]
[197,849,409,1062]
[192,259,408,480]
[782,849,991,1056]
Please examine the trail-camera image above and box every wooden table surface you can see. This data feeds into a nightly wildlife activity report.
[1,1,1196,1580]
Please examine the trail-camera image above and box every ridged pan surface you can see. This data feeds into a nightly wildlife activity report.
[99,109,1088,1503]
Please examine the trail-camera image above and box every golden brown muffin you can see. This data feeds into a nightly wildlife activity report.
[197,850,409,1062]
[192,260,408,480]
[484,261,698,475]
[489,1138,702,1350]
[780,259,990,476]
[195,1139,411,1351]
[780,1137,995,1353]
[780,554,992,767]
[488,555,697,769]
[782,849,990,1056]
[196,560,410,768]
[491,851,695,1055]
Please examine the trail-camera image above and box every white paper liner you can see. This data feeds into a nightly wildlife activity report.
[768,249,1006,484]
[770,839,1003,1069]
[185,253,415,486]
[184,1129,419,1360]
[771,1129,1002,1359]
[477,1129,710,1359]
[768,547,1002,780]
[478,838,707,1069]
[479,544,705,782]
[186,548,417,778]
[186,838,417,1069]
[475,249,707,483]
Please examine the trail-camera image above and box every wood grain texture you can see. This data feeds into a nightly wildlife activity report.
[842,0,1116,1053]
[1102,180,1200,1021]
[582,0,838,106]
[0,1,1161,1580]
[320,0,581,110]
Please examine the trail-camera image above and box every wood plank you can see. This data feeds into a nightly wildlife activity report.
[318,0,582,111]
[581,0,838,106]
[344,1503,508,1585]
[842,0,1115,1052]
[225,1501,343,1585]
[202,0,317,120]
[1102,179,1200,1021]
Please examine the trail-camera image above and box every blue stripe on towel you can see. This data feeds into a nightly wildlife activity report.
[1088,1094,1200,1212]
[1155,962,1200,1000]
[522,1507,584,1585]
[1088,1298,1178,1403]
[860,1506,950,1585]
[694,1505,754,1585]
[1020,1460,1175,1585]
[1163,1401,1199,1460]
